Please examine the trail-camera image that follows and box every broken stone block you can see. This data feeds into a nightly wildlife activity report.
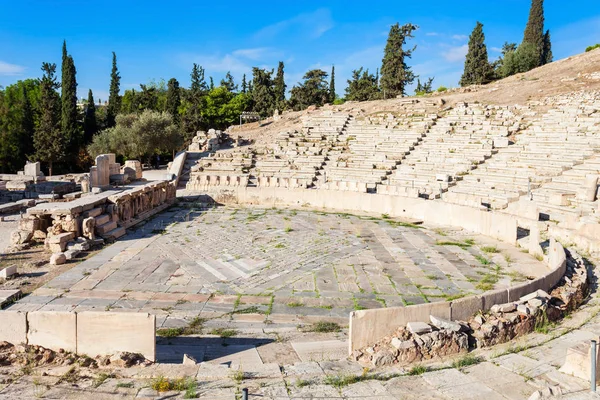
[11,230,33,245]
[182,354,197,365]
[430,315,462,332]
[527,298,544,308]
[390,337,403,349]
[516,304,530,315]
[0,265,17,279]
[559,340,600,382]
[490,302,516,314]
[372,349,396,367]
[407,321,432,335]
[64,249,80,260]
[50,253,67,265]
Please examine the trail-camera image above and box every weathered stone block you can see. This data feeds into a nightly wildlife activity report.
[0,265,17,279]
[0,310,27,344]
[77,312,155,361]
[50,253,66,265]
[27,311,77,353]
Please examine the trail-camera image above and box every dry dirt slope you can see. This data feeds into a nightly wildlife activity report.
[228,48,600,146]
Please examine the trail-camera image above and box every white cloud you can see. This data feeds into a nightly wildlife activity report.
[442,45,468,63]
[0,61,25,76]
[426,32,440,37]
[254,8,334,40]
[232,47,273,61]
[452,34,468,41]
[490,47,503,53]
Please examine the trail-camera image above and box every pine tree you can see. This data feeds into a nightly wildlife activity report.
[274,61,286,106]
[375,68,379,87]
[289,69,329,111]
[251,67,276,117]
[182,64,206,137]
[522,0,545,66]
[220,72,237,92]
[83,89,97,143]
[241,74,247,93]
[166,78,181,125]
[345,68,380,101]
[380,23,418,98]
[329,65,336,103]
[34,63,64,176]
[209,77,214,90]
[542,29,553,65]
[460,22,494,86]
[61,41,80,162]
[107,52,121,127]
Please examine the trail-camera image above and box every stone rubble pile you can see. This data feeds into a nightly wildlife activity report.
[355,249,589,367]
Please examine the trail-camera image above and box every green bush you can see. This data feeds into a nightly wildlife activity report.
[500,42,539,78]
[586,44,600,52]
[436,86,448,92]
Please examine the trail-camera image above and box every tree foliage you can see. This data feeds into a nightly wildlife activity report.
[61,41,81,162]
[523,0,545,65]
[252,67,276,117]
[166,78,181,125]
[88,110,182,162]
[33,63,64,176]
[499,42,540,78]
[107,52,121,127]
[345,68,380,101]
[329,65,336,103]
[220,72,237,92]
[289,69,330,111]
[460,22,494,86]
[83,89,97,143]
[274,62,286,109]
[0,80,39,173]
[415,77,434,95]
[380,23,418,98]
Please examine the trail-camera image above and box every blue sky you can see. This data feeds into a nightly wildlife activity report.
[1,1,599,100]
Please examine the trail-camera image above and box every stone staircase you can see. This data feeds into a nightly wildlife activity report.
[178,152,205,190]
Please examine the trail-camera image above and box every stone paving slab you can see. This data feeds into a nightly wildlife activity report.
[291,340,348,362]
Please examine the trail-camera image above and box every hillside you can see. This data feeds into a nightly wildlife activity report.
[228,48,600,146]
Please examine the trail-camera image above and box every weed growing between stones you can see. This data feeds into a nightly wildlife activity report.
[287,301,304,308]
[116,382,134,388]
[92,372,114,388]
[151,376,194,392]
[324,374,366,388]
[481,246,499,253]
[407,365,428,375]
[475,255,490,265]
[210,328,237,338]
[295,378,311,387]
[156,317,205,337]
[451,354,483,369]
[232,367,244,384]
[307,321,341,333]
[435,240,473,249]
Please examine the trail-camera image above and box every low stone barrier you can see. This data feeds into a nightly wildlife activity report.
[0,311,156,361]
[205,187,519,245]
[348,239,567,352]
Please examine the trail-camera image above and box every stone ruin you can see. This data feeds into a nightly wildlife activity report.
[8,154,176,265]
[188,129,222,152]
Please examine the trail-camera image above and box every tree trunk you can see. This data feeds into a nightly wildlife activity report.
[49,161,53,177]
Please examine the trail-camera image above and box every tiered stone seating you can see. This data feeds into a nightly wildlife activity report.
[320,111,436,192]
[186,149,253,190]
[446,94,600,209]
[379,103,518,199]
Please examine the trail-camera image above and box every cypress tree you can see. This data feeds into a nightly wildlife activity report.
[380,23,418,98]
[251,67,276,117]
[83,89,97,143]
[522,0,545,66]
[166,78,181,125]
[34,63,64,176]
[274,61,286,106]
[542,30,553,65]
[460,22,494,87]
[209,77,214,90]
[329,65,335,103]
[61,41,80,161]
[107,52,121,127]
[241,74,247,93]
[182,64,206,137]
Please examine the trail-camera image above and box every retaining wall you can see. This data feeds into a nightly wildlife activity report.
[0,311,156,361]
[348,239,566,352]
[206,187,518,245]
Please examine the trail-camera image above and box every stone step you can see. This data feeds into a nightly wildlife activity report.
[96,220,117,235]
[94,214,110,226]
[100,226,126,240]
